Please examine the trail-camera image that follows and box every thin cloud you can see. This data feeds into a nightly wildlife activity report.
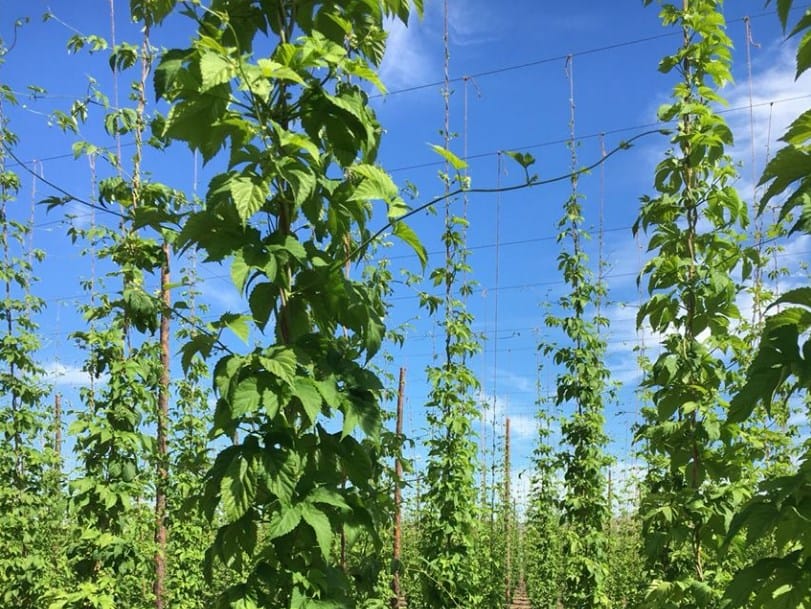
[44,361,107,386]
[378,0,500,92]
[379,16,434,91]
[446,1,502,46]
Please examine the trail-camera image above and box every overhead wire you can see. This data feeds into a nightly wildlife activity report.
[370,6,806,100]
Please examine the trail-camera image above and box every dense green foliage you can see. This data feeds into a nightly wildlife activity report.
[0,40,65,608]
[551,65,611,609]
[1,2,811,609]
[633,2,755,607]
[722,3,811,608]
[525,401,562,609]
[416,45,484,605]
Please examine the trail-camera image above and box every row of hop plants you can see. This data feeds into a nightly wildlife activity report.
[1,1,811,608]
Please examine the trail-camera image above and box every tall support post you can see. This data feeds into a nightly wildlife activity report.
[154,240,170,609]
[54,393,62,461]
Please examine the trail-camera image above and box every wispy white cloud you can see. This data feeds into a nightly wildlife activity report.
[445,1,502,46]
[44,361,106,386]
[197,273,243,312]
[510,414,539,440]
[380,16,434,91]
[725,43,811,173]
[378,0,501,92]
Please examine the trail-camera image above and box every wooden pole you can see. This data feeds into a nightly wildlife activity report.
[153,240,170,609]
[391,367,406,609]
[53,393,62,458]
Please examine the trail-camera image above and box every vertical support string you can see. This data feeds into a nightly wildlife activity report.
[87,152,97,395]
[108,0,123,174]
[442,0,452,368]
[490,151,502,520]
[598,133,606,323]
[744,16,765,327]
[26,160,39,318]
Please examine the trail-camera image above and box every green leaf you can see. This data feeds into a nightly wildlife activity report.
[760,146,811,209]
[349,164,399,203]
[392,221,427,269]
[267,505,301,539]
[220,454,256,522]
[293,377,323,425]
[503,150,535,169]
[429,144,467,170]
[162,85,230,159]
[231,250,251,293]
[222,313,251,343]
[782,109,811,146]
[770,287,811,310]
[230,175,269,222]
[230,376,260,418]
[257,58,306,85]
[130,0,176,27]
[307,487,349,511]
[301,503,333,559]
[200,52,237,91]
[153,48,190,100]
[775,0,793,30]
[249,282,277,331]
[258,348,297,385]
[795,26,811,78]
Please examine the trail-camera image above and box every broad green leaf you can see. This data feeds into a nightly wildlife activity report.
[307,487,349,511]
[276,128,320,160]
[263,448,298,504]
[782,109,811,146]
[162,85,230,159]
[230,376,260,418]
[293,377,323,424]
[215,354,243,398]
[770,287,811,310]
[230,175,269,222]
[281,235,307,261]
[249,282,277,331]
[341,391,381,439]
[392,221,427,268]
[314,376,339,407]
[503,150,536,169]
[231,250,251,293]
[222,313,251,343]
[348,164,399,203]
[267,505,301,539]
[285,166,317,206]
[220,454,256,522]
[429,144,467,170]
[257,58,306,85]
[130,0,176,27]
[774,0,793,30]
[258,348,297,385]
[795,26,811,77]
[301,504,332,559]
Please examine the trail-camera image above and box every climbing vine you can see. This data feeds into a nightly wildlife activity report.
[525,377,562,609]
[148,2,424,607]
[634,2,753,607]
[415,4,483,607]
[0,31,64,609]
[540,56,611,609]
[5,3,810,609]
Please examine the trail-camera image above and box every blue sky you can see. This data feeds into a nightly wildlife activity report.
[2,1,810,507]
